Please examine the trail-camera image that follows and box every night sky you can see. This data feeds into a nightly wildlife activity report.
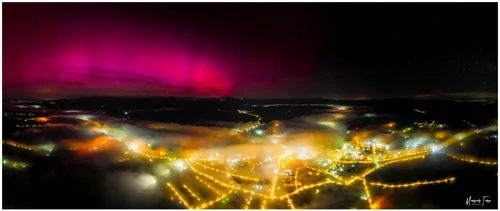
[3,3,498,100]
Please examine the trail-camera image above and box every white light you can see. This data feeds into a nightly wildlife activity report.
[430,144,441,152]
[76,115,91,120]
[128,143,138,152]
[174,160,187,171]
[160,169,170,177]
[139,174,157,187]
[255,130,264,135]
[318,121,336,128]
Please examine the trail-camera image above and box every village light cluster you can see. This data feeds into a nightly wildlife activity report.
[3,107,497,209]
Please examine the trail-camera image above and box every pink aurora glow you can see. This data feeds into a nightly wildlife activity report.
[4,4,317,99]
[6,24,233,99]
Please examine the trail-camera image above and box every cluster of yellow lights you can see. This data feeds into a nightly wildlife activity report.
[180,144,458,209]
[270,161,281,198]
[333,159,376,164]
[183,184,201,201]
[190,164,270,199]
[378,150,430,162]
[7,114,495,209]
[286,180,344,197]
[194,176,223,195]
[369,177,456,188]
[362,179,373,209]
[242,195,254,209]
[170,162,256,209]
[294,167,302,190]
[305,166,344,181]
[117,157,131,163]
[166,182,191,209]
[360,154,428,177]
[286,196,296,209]
[137,151,171,160]
[334,149,430,164]
[179,132,496,209]
[193,162,260,182]
[3,140,35,151]
[191,162,345,201]
[194,191,233,209]
[446,153,497,165]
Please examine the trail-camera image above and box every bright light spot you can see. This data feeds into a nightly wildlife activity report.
[128,143,138,152]
[39,143,55,152]
[124,112,128,115]
[318,121,336,128]
[76,115,91,120]
[139,174,156,187]
[430,144,441,152]
[174,160,187,171]
[36,117,49,122]
[255,130,264,135]
[2,160,7,164]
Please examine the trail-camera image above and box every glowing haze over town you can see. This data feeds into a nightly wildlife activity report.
[2,2,498,210]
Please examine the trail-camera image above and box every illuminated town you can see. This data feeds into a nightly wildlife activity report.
[2,100,498,209]
[2,2,498,209]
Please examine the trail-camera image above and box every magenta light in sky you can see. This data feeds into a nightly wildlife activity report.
[3,4,317,99]
[5,22,233,99]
